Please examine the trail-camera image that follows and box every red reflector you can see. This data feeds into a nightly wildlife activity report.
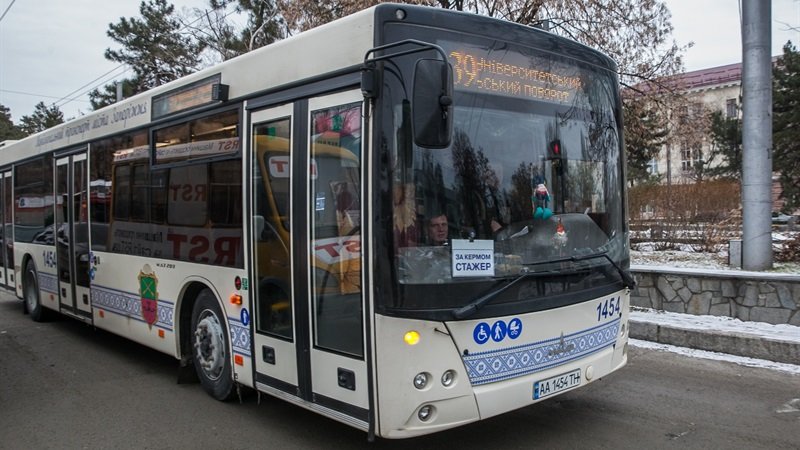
[234,276,242,290]
[229,294,243,305]
[234,355,244,366]
[158,329,165,338]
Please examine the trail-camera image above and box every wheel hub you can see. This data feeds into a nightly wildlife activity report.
[193,312,225,380]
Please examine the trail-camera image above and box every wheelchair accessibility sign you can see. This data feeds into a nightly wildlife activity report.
[473,318,523,344]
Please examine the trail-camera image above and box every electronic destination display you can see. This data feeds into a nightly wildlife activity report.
[441,42,591,106]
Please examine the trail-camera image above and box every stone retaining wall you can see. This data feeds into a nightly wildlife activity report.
[630,265,800,326]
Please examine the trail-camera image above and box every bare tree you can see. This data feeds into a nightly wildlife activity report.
[278,0,687,90]
[183,0,286,64]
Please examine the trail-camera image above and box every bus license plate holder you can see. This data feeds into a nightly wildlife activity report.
[533,369,582,400]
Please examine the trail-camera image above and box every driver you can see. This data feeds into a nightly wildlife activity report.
[426,213,449,246]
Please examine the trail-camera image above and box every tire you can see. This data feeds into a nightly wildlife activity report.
[23,263,47,322]
[190,289,235,401]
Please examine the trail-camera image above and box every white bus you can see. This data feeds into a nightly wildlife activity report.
[1,4,634,439]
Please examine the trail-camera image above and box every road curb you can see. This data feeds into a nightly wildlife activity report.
[629,319,800,365]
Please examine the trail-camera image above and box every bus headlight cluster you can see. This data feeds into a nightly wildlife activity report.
[414,370,458,390]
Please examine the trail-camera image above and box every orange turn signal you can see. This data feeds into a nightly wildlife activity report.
[404,331,421,346]
[229,293,243,305]
[234,355,244,366]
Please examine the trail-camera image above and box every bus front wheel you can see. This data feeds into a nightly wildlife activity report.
[190,289,235,401]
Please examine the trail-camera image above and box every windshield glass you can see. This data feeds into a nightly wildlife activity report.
[379,26,627,316]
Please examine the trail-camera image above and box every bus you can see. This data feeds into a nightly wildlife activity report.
[0,4,634,439]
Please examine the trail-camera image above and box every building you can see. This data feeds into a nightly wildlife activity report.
[649,62,742,185]
[647,60,791,213]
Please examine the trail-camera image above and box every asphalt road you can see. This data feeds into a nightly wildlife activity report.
[1,293,799,449]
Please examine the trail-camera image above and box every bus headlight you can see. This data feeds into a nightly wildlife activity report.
[413,372,429,390]
[441,369,456,387]
[418,405,434,421]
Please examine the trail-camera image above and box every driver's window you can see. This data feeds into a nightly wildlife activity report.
[309,101,363,357]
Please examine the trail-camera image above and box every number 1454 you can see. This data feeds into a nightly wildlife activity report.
[596,297,621,321]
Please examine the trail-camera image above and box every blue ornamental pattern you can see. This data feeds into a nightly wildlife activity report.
[462,318,621,386]
[38,272,58,294]
[91,285,174,331]
[228,317,252,358]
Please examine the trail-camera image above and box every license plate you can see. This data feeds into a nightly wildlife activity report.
[533,369,582,400]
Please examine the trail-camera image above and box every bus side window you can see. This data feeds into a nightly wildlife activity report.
[91,131,148,252]
[131,164,148,222]
[209,160,242,226]
[167,165,208,227]
[14,157,53,244]
[150,169,167,224]
[113,165,131,221]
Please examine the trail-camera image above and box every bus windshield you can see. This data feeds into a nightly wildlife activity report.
[382,28,627,317]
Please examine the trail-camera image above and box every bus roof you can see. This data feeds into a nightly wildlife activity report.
[0,6,377,165]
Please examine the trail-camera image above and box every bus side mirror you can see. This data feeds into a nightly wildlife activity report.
[412,59,453,148]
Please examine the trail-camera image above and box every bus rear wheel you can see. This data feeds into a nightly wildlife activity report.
[23,263,47,322]
[190,289,235,401]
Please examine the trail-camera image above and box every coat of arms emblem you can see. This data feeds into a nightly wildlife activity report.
[138,264,158,328]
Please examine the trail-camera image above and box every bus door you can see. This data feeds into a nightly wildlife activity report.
[55,153,91,320]
[0,170,13,290]
[251,103,299,393]
[250,89,368,424]
[305,91,368,420]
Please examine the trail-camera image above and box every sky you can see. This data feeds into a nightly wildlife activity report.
[1,0,799,123]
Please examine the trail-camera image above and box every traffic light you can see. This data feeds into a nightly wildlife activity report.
[547,139,562,159]
[548,139,563,175]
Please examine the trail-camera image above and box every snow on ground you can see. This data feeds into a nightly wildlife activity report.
[630,308,800,343]
[630,339,800,375]
[631,241,800,274]
[631,248,731,270]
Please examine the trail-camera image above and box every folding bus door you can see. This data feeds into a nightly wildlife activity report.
[251,103,300,394]
[250,89,368,426]
[55,152,91,320]
[0,170,13,290]
[305,90,368,422]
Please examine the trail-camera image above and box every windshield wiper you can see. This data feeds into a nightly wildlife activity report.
[572,251,636,289]
[452,271,549,319]
[451,251,635,320]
